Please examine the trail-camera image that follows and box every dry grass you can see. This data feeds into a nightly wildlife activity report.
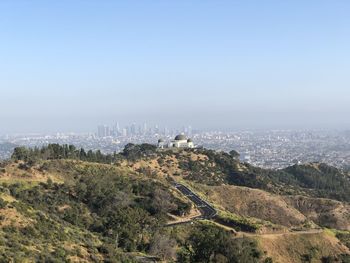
[122,154,184,177]
[57,204,71,212]
[64,242,103,262]
[0,193,17,203]
[284,195,350,231]
[0,207,34,228]
[0,162,63,184]
[189,153,208,162]
[256,231,350,263]
[200,184,307,228]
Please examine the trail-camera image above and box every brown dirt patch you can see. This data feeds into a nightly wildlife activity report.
[0,207,34,228]
[284,195,350,231]
[201,185,307,227]
[257,232,350,263]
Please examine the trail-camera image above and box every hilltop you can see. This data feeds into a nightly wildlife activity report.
[0,143,349,262]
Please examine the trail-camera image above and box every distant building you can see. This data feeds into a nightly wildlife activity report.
[158,134,194,149]
[240,153,251,162]
[113,122,120,135]
[98,125,110,138]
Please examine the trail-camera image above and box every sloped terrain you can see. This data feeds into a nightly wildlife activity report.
[2,144,350,262]
[122,147,350,203]
[0,158,265,262]
[256,231,350,263]
[0,160,192,261]
[284,195,350,231]
[182,183,350,232]
[195,184,307,228]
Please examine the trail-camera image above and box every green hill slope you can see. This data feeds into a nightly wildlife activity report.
[0,158,263,262]
[1,144,349,262]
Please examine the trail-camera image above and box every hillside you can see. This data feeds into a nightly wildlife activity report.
[256,231,349,263]
[0,159,264,262]
[1,144,349,262]
[114,146,350,202]
[284,195,350,231]
[0,159,186,260]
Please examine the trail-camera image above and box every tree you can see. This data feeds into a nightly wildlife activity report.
[11,147,29,161]
[151,188,177,215]
[185,225,261,263]
[79,148,87,160]
[149,232,177,261]
[229,150,240,159]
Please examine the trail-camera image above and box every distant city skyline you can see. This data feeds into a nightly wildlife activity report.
[1,1,349,133]
[96,122,194,138]
[1,119,350,136]
[1,129,349,170]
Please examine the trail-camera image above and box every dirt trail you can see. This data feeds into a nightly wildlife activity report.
[234,229,323,239]
[165,208,201,226]
[170,182,326,240]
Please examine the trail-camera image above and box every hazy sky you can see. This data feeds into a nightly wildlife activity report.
[1,0,349,133]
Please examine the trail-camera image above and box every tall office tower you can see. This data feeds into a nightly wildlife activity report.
[131,123,136,135]
[105,126,110,137]
[155,124,159,134]
[122,128,127,137]
[143,122,147,135]
[98,125,106,138]
[138,125,142,135]
[113,122,120,135]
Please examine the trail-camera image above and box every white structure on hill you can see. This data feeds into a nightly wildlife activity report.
[158,134,194,149]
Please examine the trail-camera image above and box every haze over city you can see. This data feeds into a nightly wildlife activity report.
[2,2,350,261]
[1,1,349,134]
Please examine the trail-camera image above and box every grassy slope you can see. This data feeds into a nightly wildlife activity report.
[0,159,187,262]
[124,150,350,230]
[121,149,350,261]
[0,160,127,261]
[284,195,350,231]
[193,184,307,228]
[1,149,350,262]
[0,159,267,262]
[256,231,349,263]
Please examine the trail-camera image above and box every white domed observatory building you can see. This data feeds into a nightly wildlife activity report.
[158,134,194,149]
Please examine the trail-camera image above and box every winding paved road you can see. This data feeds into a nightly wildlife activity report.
[172,183,323,238]
[174,183,217,219]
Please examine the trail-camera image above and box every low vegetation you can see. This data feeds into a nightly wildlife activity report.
[177,223,261,263]
[214,211,261,232]
[2,144,349,262]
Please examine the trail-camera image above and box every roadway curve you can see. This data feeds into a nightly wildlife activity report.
[172,183,323,238]
[174,183,217,219]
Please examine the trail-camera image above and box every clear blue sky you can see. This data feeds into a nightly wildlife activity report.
[0,0,349,133]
